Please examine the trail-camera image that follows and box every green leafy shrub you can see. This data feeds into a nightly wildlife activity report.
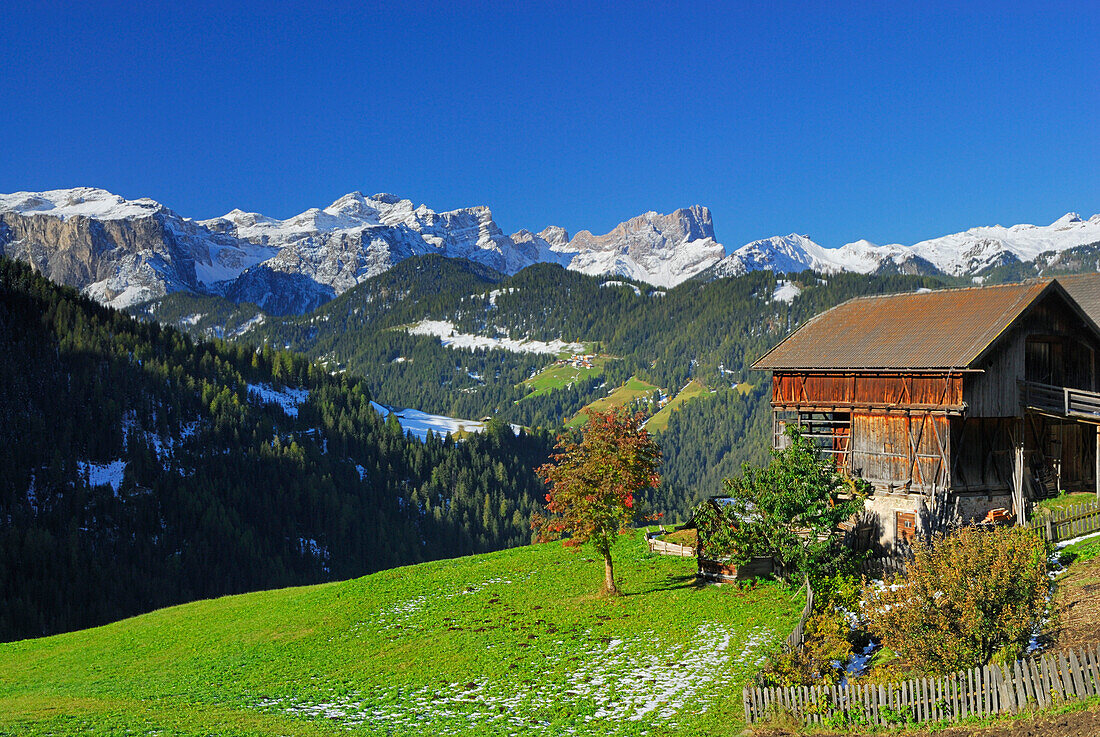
[694,427,869,584]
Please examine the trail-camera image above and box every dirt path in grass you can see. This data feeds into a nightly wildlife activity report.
[754,703,1100,736]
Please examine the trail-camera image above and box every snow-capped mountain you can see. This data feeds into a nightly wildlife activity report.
[0,188,275,307]
[552,206,725,288]
[200,191,555,311]
[706,213,1100,280]
[4,186,1100,314]
[0,188,724,312]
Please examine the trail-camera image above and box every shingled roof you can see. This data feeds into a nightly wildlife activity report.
[752,279,1074,371]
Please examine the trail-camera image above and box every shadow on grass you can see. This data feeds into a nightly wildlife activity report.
[625,574,703,596]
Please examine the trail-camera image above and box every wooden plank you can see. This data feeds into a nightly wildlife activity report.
[971,665,980,716]
[922,676,931,722]
[1017,659,1034,707]
[1068,649,1086,699]
[1049,654,1066,702]
[1028,656,1046,709]
[1083,647,1100,697]
[1009,662,1024,712]
[1060,651,1079,700]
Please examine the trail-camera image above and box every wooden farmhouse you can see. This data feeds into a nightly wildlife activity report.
[752,277,1100,551]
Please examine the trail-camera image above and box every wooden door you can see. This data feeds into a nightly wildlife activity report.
[896,512,916,543]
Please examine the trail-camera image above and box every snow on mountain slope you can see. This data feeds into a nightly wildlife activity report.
[0,188,275,308]
[553,206,725,288]
[201,192,544,307]
[908,213,1100,275]
[6,186,1100,314]
[708,213,1100,280]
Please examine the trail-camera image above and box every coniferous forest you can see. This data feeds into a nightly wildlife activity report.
[0,258,552,641]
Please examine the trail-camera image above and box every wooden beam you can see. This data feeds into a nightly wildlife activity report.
[1013,422,1026,525]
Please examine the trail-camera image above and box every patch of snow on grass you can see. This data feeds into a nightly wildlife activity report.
[247,383,309,418]
[406,320,583,355]
[262,621,775,734]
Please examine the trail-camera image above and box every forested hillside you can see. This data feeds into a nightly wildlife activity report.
[140,258,950,517]
[213,259,947,514]
[0,258,553,642]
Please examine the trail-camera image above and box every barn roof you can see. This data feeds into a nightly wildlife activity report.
[752,279,1073,371]
[1055,272,1100,328]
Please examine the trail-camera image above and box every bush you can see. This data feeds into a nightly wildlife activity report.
[862,526,1051,674]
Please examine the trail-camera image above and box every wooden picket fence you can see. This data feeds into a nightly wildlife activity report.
[1029,499,1100,544]
[743,643,1100,727]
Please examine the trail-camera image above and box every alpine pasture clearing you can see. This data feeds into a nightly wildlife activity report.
[645,380,712,433]
[521,355,613,398]
[0,531,802,736]
[567,377,662,428]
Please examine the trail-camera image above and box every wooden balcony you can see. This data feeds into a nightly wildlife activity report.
[1020,380,1100,422]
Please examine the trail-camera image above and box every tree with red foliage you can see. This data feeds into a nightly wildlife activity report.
[533,410,661,595]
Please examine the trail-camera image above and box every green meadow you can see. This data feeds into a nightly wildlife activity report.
[0,531,803,736]
[645,380,713,433]
[566,377,662,428]
[521,355,613,398]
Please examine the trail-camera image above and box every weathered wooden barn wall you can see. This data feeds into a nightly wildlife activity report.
[1023,415,1097,492]
[849,413,949,493]
[965,292,1100,417]
[949,417,1017,492]
[772,373,964,410]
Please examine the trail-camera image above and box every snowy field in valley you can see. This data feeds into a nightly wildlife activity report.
[405,320,584,355]
[371,401,519,441]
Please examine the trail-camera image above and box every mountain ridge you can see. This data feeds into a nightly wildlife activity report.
[3,187,1100,313]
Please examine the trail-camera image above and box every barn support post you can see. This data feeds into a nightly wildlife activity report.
[1013,431,1026,526]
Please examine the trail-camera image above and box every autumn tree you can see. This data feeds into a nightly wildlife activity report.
[534,410,661,595]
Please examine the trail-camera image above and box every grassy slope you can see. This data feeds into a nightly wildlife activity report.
[0,531,802,737]
[646,380,712,433]
[566,377,661,428]
[1036,492,1099,514]
[520,356,613,398]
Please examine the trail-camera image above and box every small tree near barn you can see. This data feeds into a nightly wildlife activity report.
[534,410,661,596]
[697,426,868,584]
[862,525,1051,674]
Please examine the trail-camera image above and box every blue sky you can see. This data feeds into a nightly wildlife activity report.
[3,1,1098,250]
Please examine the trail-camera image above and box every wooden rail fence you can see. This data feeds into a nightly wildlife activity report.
[783,579,814,653]
[645,536,695,558]
[744,643,1100,727]
[1029,499,1100,544]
